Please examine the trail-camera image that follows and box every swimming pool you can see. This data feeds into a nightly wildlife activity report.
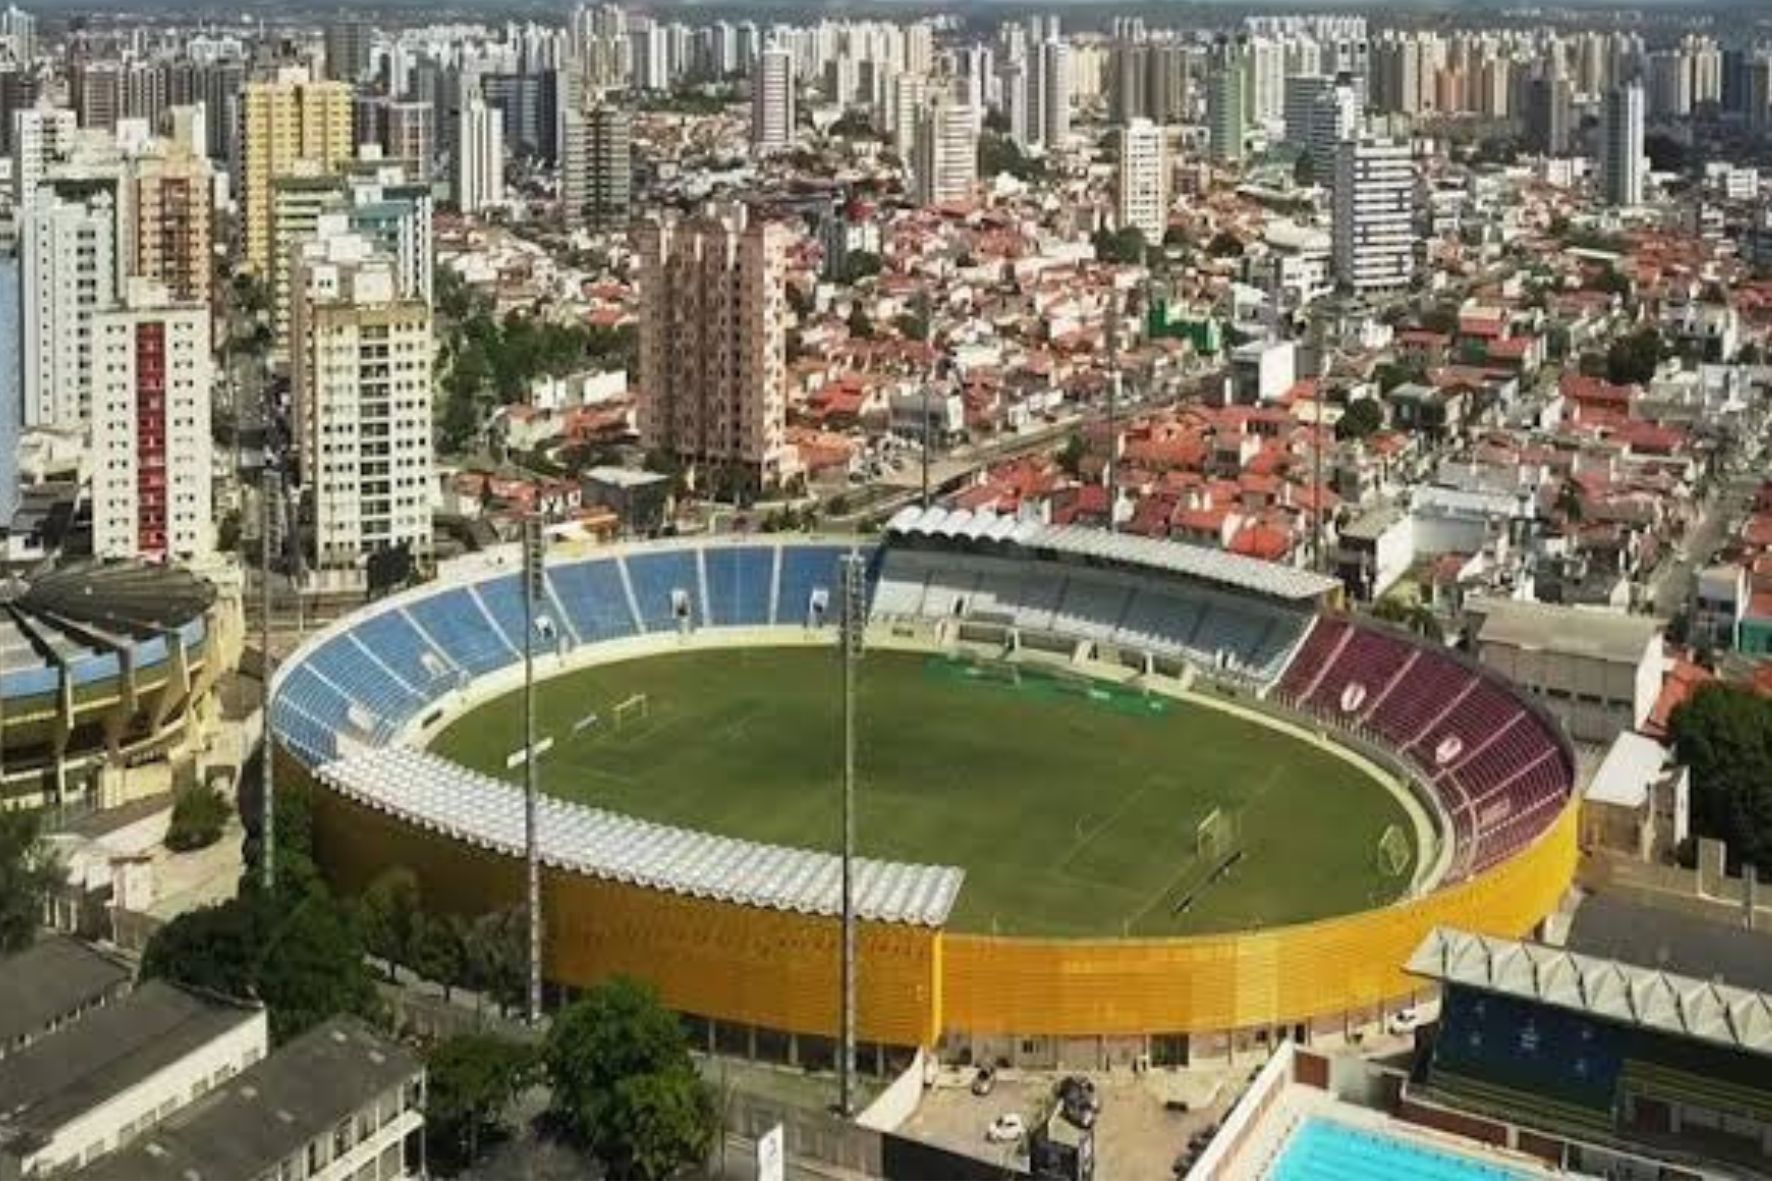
[1271,1117,1533,1181]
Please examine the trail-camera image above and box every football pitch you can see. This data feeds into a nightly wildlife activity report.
[430,647,1415,937]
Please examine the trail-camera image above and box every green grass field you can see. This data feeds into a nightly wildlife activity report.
[431,647,1415,937]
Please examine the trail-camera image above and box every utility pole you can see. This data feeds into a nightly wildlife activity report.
[837,553,866,1117]
[1106,291,1121,533]
[259,468,278,893]
[522,516,546,1025]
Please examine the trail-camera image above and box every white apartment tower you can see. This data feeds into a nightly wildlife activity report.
[911,96,978,207]
[22,189,116,429]
[1032,38,1070,149]
[1601,81,1646,208]
[1116,117,1168,243]
[291,235,434,584]
[887,71,928,156]
[11,103,77,218]
[752,46,795,155]
[635,206,791,495]
[1332,137,1417,294]
[454,97,504,214]
[90,279,213,561]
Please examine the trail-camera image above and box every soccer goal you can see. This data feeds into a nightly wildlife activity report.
[1375,824,1412,878]
[613,693,650,730]
[1196,806,1241,865]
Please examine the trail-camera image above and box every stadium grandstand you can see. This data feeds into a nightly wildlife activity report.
[268,523,1580,1067]
[0,562,240,811]
[1405,927,1772,1176]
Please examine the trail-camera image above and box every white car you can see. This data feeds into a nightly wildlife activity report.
[986,1114,1026,1143]
[1387,1007,1422,1035]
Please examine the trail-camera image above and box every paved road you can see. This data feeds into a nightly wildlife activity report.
[1649,459,1763,620]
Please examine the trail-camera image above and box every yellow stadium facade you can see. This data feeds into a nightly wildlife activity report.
[299,743,1576,1057]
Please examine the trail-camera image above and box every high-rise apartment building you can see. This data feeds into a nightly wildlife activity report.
[1115,116,1167,242]
[561,102,631,231]
[1332,137,1416,294]
[1601,81,1645,208]
[385,100,434,182]
[887,71,927,156]
[291,234,434,585]
[11,101,75,217]
[911,96,977,207]
[22,189,117,429]
[1526,73,1574,156]
[0,5,36,64]
[90,279,213,561]
[72,61,121,132]
[1032,38,1070,149]
[241,72,354,273]
[635,206,791,494]
[454,96,504,213]
[752,46,795,155]
[132,143,213,309]
[324,20,372,84]
[1207,53,1248,163]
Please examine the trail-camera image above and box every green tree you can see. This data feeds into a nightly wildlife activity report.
[412,913,466,1000]
[835,251,882,283]
[977,132,1044,182]
[1335,398,1385,441]
[141,887,379,1043]
[543,977,717,1180]
[0,809,60,954]
[1056,432,1087,478]
[426,1034,537,1175]
[847,302,874,339]
[358,867,423,976]
[464,906,529,1017]
[1205,230,1244,259]
[166,784,231,852]
[1605,327,1664,385]
[1092,226,1147,265]
[1670,685,1772,873]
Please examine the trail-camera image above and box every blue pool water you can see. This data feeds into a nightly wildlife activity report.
[1272,1117,1530,1181]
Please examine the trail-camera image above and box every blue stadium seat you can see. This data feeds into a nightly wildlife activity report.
[355,609,457,692]
[303,635,422,731]
[701,546,776,627]
[475,576,543,655]
[1433,988,1622,1115]
[547,559,639,642]
[777,546,846,626]
[406,588,518,677]
[624,550,700,631]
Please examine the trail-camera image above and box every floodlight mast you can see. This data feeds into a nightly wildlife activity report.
[838,553,867,1117]
[523,515,546,1026]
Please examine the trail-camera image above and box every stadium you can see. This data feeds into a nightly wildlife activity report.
[0,561,240,811]
[270,510,1579,1068]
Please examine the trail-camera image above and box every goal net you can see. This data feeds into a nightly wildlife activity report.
[1196,806,1240,864]
[1375,824,1412,878]
[613,693,650,730]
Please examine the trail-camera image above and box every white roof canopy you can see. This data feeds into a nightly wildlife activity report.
[885,508,1339,603]
[317,748,964,928]
[1408,927,1772,1059]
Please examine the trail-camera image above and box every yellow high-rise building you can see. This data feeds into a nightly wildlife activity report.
[240,70,354,274]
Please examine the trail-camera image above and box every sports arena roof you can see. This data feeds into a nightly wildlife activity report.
[1409,927,1772,1060]
[885,507,1340,602]
[317,747,965,927]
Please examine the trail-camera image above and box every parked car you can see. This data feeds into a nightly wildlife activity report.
[970,1066,997,1097]
[986,1113,1025,1143]
[1387,1007,1422,1035]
